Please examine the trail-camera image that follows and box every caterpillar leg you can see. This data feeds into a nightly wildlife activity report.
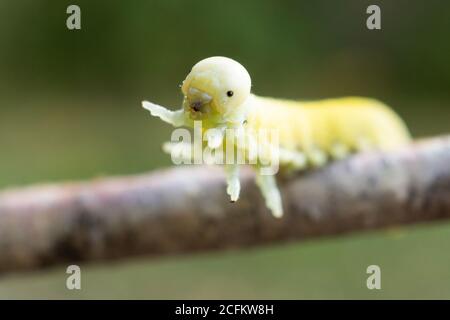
[142,101,186,127]
[205,125,227,149]
[307,148,328,167]
[225,163,240,202]
[279,148,307,170]
[356,137,374,152]
[162,141,193,164]
[330,143,349,160]
[255,171,283,218]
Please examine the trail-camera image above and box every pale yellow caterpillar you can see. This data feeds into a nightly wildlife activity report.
[142,56,411,217]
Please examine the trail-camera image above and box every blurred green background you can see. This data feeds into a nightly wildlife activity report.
[0,0,449,299]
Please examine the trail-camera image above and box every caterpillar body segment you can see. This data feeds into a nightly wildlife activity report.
[142,56,411,217]
[246,95,411,169]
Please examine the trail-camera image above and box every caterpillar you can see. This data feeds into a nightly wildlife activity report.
[142,56,411,218]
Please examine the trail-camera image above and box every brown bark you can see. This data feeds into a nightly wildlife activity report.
[0,136,449,273]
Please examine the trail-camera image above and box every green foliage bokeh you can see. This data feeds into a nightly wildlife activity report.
[0,0,449,299]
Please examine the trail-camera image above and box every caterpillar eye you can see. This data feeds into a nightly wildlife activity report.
[227,90,234,97]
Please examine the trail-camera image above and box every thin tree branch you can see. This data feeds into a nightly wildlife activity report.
[0,136,449,273]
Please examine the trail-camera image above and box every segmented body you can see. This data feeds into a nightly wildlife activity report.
[245,95,411,168]
[142,56,412,217]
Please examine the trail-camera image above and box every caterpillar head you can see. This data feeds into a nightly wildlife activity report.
[181,56,251,124]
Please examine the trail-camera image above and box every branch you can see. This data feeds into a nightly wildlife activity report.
[0,136,449,273]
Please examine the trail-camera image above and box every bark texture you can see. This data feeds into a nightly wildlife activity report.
[0,136,449,273]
